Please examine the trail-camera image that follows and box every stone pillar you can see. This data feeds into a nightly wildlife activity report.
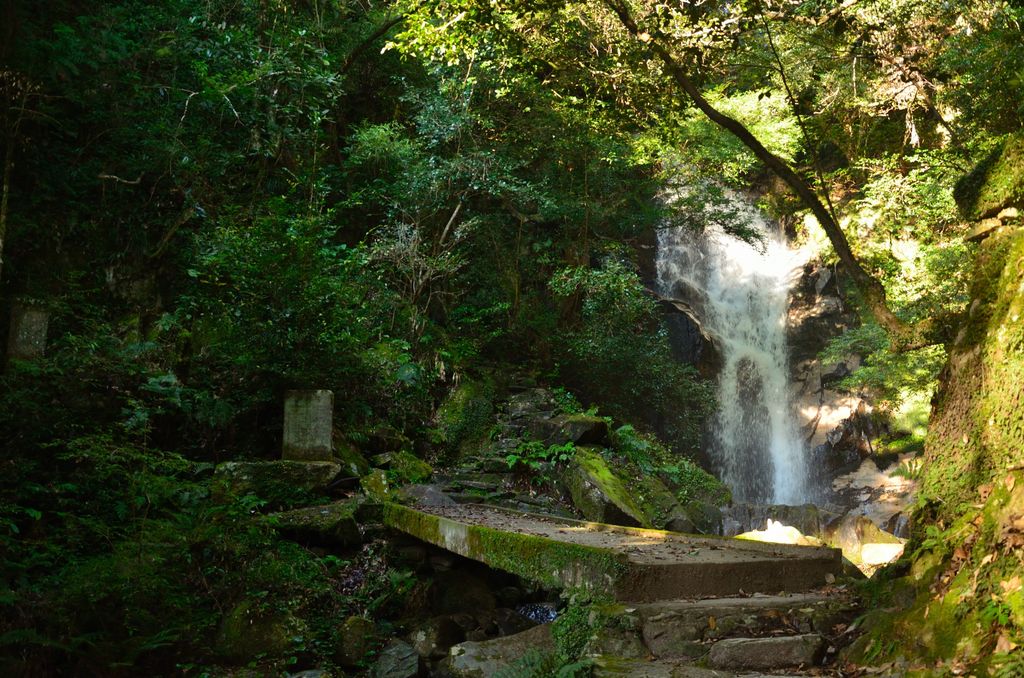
[282,390,334,461]
[6,304,49,361]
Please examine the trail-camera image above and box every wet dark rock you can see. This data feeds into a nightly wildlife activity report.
[516,603,557,624]
[721,503,836,538]
[431,570,496,614]
[372,639,421,678]
[885,511,912,539]
[410,616,465,659]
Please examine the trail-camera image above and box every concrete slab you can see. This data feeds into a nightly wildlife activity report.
[383,504,842,601]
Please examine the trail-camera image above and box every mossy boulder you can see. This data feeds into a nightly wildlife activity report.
[371,450,433,484]
[212,460,341,502]
[334,615,378,669]
[266,499,361,546]
[216,599,302,663]
[436,379,495,455]
[361,469,393,502]
[334,438,370,478]
[562,447,647,527]
[529,414,609,447]
[954,132,1024,221]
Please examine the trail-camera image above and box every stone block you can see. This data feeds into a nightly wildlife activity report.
[708,634,825,670]
[6,304,49,360]
[283,389,333,461]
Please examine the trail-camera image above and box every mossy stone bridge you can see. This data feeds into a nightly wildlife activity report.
[383,504,842,601]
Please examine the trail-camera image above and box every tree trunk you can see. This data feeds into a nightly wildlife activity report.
[605,0,934,351]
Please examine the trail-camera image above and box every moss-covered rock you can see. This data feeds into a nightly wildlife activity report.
[954,132,1024,221]
[921,228,1024,515]
[562,447,648,527]
[436,379,495,455]
[216,599,302,663]
[371,450,433,484]
[361,469,393,502]
[265,499,361,546]
[334,438,370,478]
[334,615,378,668]
[212,460,341,503]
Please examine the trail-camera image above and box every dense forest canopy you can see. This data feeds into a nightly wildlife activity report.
[1,0,1023,674]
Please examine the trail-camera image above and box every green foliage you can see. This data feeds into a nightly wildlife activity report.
[550,261,715,453]
[613,425,731,506]
[506,441,577,475]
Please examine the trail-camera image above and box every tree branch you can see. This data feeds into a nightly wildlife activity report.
[604,0,936,351]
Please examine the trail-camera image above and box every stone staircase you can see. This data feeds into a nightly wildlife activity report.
[587,592,854,676]
[448,592,856,676]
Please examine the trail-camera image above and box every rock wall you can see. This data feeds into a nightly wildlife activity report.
[845,133,1024,672]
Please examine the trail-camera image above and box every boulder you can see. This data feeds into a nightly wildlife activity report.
[562,447,646,527]
[361,469,393,502]
[824,514,904,568]
[435,380,495,454]
[529,413,609,447]
[504,389,557,420]
[213,461,341,500]
[334,438,371,478]
[708,634,825,670]
[334,615,378,668]
[216,599,301,663]
[371,450,433,484]
[372,639,421,678]
[447,623,554,678]
[721,503,832,539]
[410,616,465,659]
[266,500,360,546]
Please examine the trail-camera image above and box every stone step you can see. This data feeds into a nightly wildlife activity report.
[383,503,843,601]
[708,634,826,671]
[591,656,793,677]
[626,593,851,658]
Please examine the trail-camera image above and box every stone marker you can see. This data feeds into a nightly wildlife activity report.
[283,390,334,461]
[6,304,49,360]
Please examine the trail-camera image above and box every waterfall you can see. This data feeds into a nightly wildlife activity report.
[656,195,807,504]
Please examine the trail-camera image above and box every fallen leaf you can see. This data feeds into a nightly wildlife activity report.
[1000,576,1022,594]
[996,634,1018,653]
[980,484,994,500]
[707,615,716,630]
[1006,474,1017,492]
[981,554,996,566]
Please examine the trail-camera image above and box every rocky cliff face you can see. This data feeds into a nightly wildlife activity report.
[846,133,1024,673]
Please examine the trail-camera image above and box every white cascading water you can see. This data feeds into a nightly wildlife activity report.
[656,195,807,504]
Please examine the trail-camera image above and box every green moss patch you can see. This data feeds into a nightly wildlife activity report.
[954,132,1024,221]
[381,503,627,592]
